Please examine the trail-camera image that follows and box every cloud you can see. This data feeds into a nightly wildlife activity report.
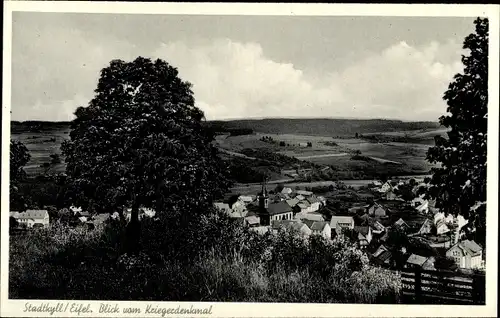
[154,38,463,121]
[12,21,464,122]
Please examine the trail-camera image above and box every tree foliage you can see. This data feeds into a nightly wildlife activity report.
[61,57,230,241]
[10,140,31,211]
[10,140,30,183]
[426,18,488,244]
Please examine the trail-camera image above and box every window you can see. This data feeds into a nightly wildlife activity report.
[453,251,460,256]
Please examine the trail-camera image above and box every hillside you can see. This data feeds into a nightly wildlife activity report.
[206,118,441,137]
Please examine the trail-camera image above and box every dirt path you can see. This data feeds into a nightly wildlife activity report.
[296,153,349,160]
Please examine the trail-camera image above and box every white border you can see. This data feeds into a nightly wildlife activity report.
[2,2,499,317]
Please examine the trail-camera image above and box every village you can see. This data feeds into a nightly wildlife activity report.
[212,178,485,273]
[9,176,485,275]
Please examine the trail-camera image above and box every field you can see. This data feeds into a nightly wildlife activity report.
[11,120,443,181]
[11,127,69,176]
[216,130,441,182]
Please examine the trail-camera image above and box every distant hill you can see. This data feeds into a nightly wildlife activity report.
[11,118,442,137]
[206,118,442,137]
[11,121,71,133]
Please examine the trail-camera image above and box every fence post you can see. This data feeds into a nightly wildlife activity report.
[473,274,486,304]
[414,269,422,303]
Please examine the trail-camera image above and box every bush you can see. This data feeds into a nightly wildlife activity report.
[10,209,402,303]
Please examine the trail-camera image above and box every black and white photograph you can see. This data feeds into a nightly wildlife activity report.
[1,2,498,317]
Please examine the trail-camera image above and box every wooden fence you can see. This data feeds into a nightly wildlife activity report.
[401,268,485,304]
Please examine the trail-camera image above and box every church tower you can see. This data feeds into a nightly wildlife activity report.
[259,178,269,210]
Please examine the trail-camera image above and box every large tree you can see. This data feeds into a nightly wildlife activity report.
[62,57,230,251]
[426,18,488,245]
[10,140,31,211]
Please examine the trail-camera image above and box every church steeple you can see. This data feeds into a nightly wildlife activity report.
[259,177,269,209]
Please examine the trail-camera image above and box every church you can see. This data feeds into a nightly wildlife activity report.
[256,181,294,226]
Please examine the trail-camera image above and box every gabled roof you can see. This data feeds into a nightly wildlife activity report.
[377,250,392,263]
[330,216,354,228]
[354,226,370,236]
[266,201,293,215]
[394,218,408,227]
[245,215,260,225]
[16,210,49,220]
[406,254,428,266]
[296,190,313,196]
[214,202,231,212]
[458,240,482,256]
[285,198,299,207]
[271,219,295,230]
[307,196,321,204]
[297,201,311,209]
[310,221,329,232]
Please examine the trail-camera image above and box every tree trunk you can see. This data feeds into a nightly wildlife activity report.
[125,201,141,254]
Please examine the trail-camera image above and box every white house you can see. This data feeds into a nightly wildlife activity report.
[281,187,293,195]
[330,216,355,230]
[305,220,331,240]
[69,206,82,214]
[296,190,313,197]
[300,212,325,222]
[296,201,313,213]
[306,196,322,212]
[416,201,429,214]
[238,195,255,204]
[379,182,393,193]
[12,210,50,228]
[368,203,387,217]
[446,240,483,269]
[354,226,372,248]
[435,218,450,235]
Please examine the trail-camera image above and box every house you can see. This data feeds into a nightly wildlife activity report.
[230,199,248,215]
[289,222,313,238]
[306,196,322,212]
[214,202,231,214]
[446,240,483,269]
[415,201,429,214]
[411,195,427,208]
[69,206,83,214]
[405,254,435,270]
[414,219,432,236]
[238,195,255,204]
[384,191,399,201]
[435,218,450,235]
[271,220,296,233]
[245,215,260,227]
[303,220,331,240]
[368,219,386,234]
[260,201,294,225]
[296,201,312,213]
[285,198,299,208]
[434,212,454,225]
[300,212,325,222]
[372,245,392,267]
[373,180,382,187]
[317,196,327,206]
[394,218,410,232]
[379,181,393,193]
[281,187,293,195]
[296,190,313,197]
[368,203,387,217]
[353,226,372,248]
[295,194,306,201]
[249,226,270,235]
[12,210,50,228]
[330,216,355,230]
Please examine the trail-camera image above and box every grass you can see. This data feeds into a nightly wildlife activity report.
[9,213,402,303]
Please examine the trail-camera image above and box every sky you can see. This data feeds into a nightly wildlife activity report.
[11,12,476,122]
